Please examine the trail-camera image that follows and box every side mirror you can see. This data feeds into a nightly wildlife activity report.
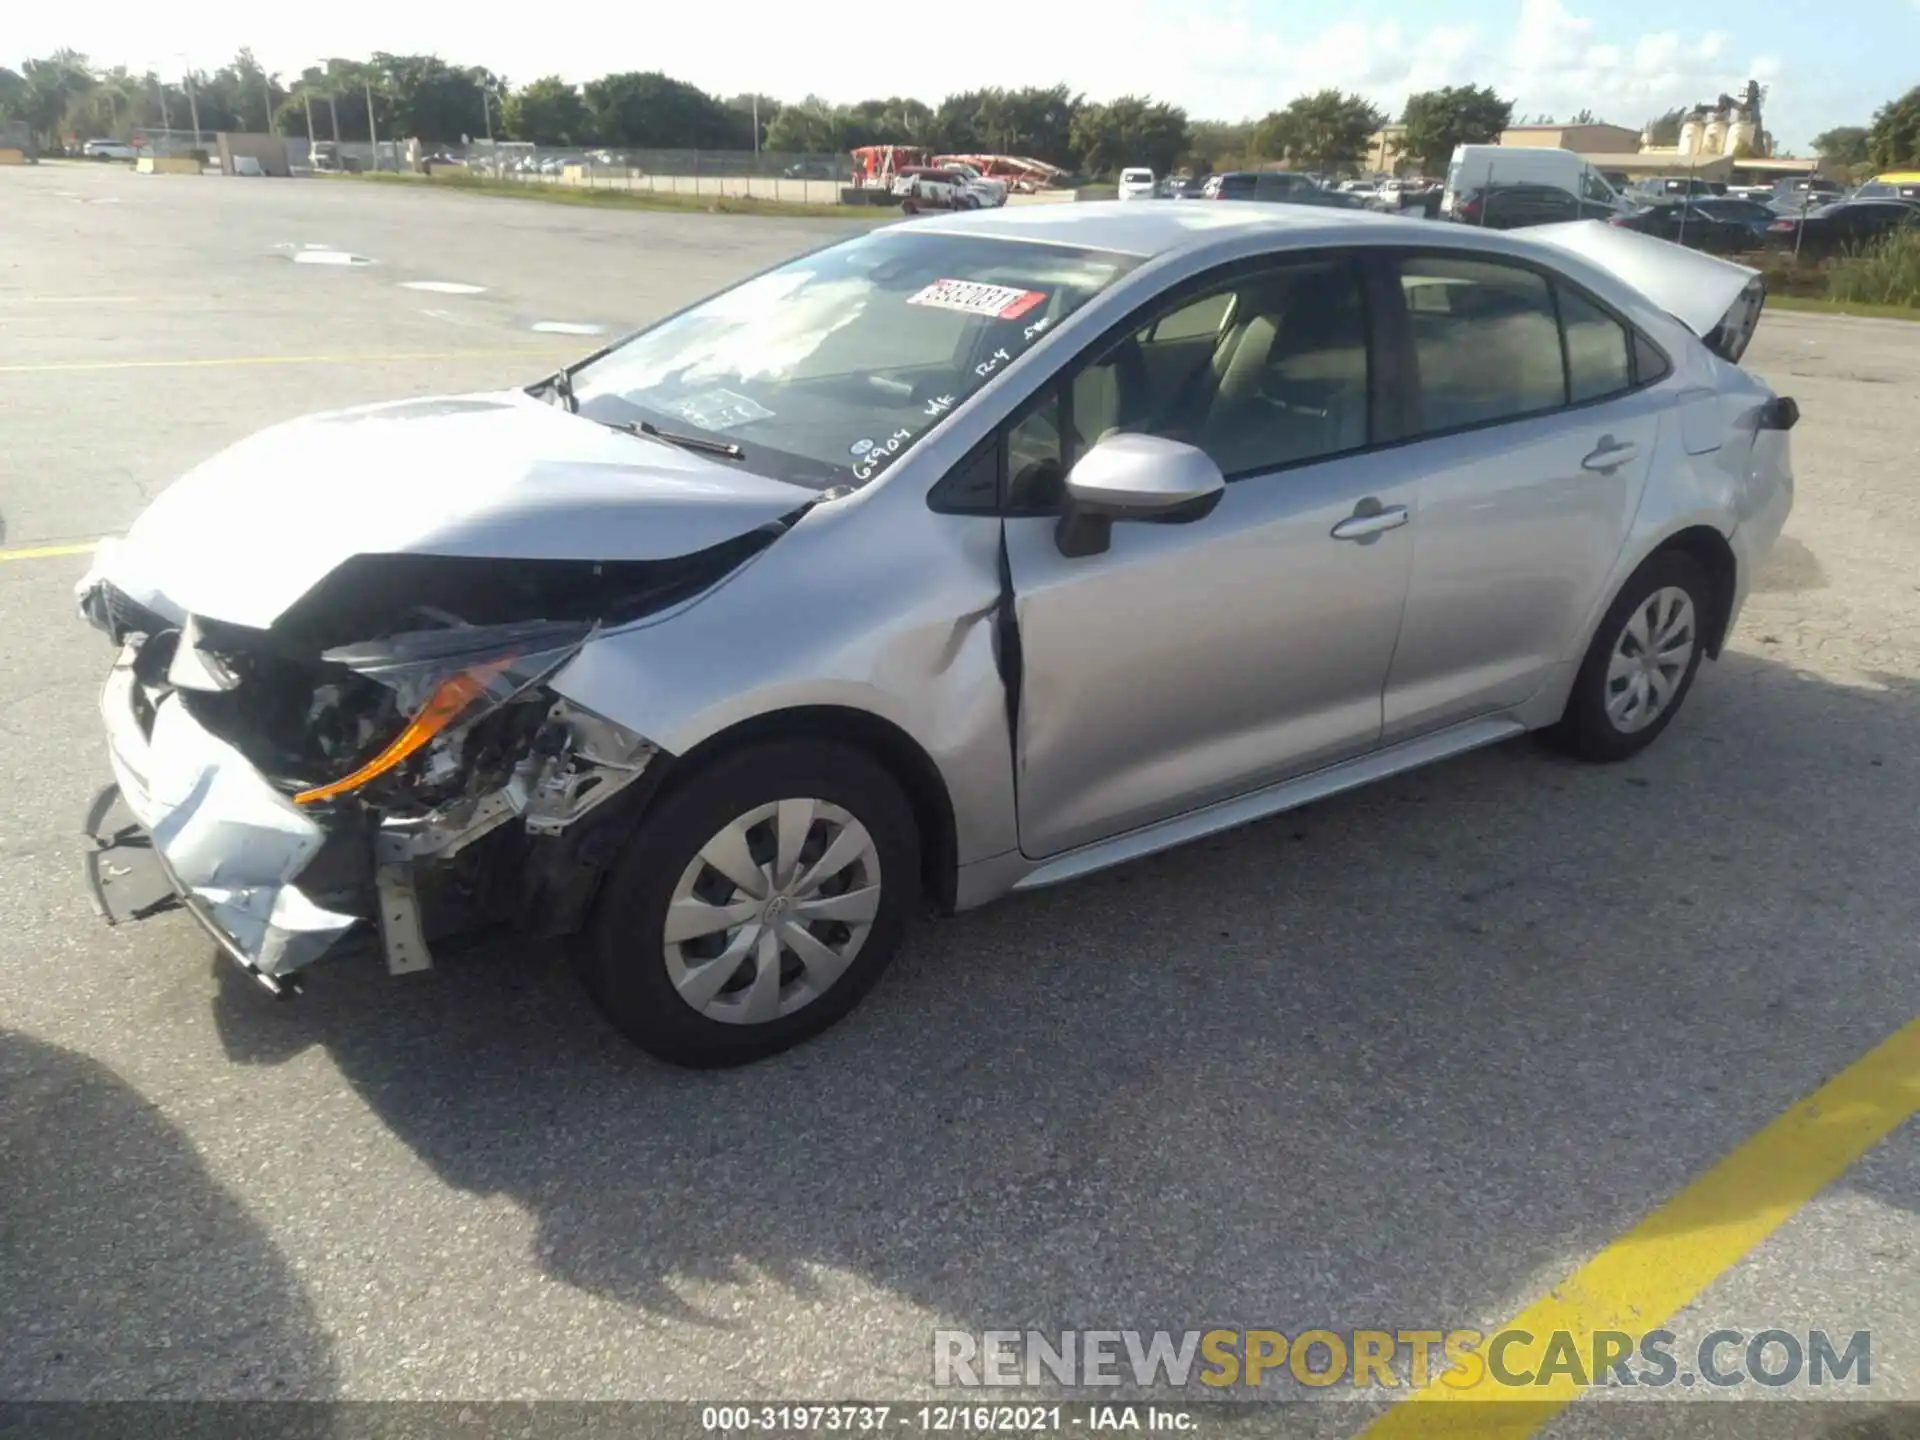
[1055,432,1226,558]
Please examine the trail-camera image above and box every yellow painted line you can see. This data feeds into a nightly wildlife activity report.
[0,346,576,375]
[0,541,102,562]
[1357,1017,1920,1440]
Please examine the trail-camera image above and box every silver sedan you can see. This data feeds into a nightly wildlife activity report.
[77,203,1795,1065]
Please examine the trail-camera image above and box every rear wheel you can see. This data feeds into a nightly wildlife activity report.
[1544,551,1711,762]
[576,740,919,1067]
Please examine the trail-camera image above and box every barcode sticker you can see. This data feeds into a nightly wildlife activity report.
[908,279,1048,320]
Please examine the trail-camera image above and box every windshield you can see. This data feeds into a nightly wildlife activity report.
[568,230,1138,489]
[1121,170,1153,183]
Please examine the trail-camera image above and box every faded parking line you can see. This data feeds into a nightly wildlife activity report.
[0,541,101,563]
[1357,1016,1920,1438]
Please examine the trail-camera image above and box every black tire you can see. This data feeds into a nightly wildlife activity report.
[1543,549,1713,763]
[575,739,919,1067]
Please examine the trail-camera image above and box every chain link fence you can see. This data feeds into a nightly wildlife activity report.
[423,143,856,204]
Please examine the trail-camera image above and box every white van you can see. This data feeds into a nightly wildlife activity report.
[1440,145,1628,219]
[1117,167,1157,201]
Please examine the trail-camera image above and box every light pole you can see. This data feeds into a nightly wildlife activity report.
[183,67,202,146]
[365,80,379,170]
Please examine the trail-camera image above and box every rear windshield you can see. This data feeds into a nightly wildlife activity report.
[570,230,1138,490]
[1121,170,1153,182]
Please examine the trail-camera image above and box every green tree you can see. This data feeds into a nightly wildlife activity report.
[1400,84,1513,171]
[19,52,95,149]
[724,93,781,150]
[1250,89,1383,173]
[1646,106,1686,147]
[1185,118,1254,173]
[504,76,590,146]
[764,95,847,153]
[584,71,743,148]
[364,54,487,143]
[1867,86,1920,170]
[1069,95,1189,177]
[1810,125,1869,165]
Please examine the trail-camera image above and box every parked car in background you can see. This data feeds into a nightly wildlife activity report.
[1611,197,1778,252]
[1204,171,1370,208]
[939,161,1010,207]
[81,138,139,161]
[1448,182,1623,229]
[1165,175,1197,198]
[1854,172,1920,202]
[1632,176,1727,200]
[1443,145,1628,220]
[1118,167,1158,201]
[1770,177,1844,210]
[1763,199,1920,259]
[75,203,1793,1066]
[891,166,980,213]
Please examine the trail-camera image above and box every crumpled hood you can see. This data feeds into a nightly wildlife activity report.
[88,390,817,629]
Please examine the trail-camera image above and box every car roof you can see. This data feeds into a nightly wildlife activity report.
[903,198,1438,259]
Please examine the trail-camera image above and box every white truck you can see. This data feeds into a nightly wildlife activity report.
[1440,145,1630,220]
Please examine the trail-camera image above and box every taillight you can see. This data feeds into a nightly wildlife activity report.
[1767,219,1794,231]
[1607,215,1632,226]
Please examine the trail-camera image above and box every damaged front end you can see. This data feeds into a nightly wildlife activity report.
[77,539,778,988]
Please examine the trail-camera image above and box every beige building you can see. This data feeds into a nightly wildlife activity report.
[1364,124,1407,173]
[1499,122,1645,153]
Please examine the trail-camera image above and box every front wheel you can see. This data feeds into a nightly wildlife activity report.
[575,740,920,1067]
[1543,550,1712,762]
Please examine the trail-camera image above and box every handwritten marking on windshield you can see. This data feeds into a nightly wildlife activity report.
[973,347,1012,380]
[852,427,915,482]
[923,393,957,418]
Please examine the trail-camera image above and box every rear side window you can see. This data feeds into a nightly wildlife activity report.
[1398,257,1564,433]
[1557,287,1631,403]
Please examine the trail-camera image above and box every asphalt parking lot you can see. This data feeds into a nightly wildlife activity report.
[1,162,1916,1433]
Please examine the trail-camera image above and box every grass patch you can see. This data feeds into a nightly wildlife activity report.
[1764,293,1920,321]
[1829,227,1920,308]
[319,168,869,220]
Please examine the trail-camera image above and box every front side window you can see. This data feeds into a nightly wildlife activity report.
[569,230,1137,489]
[1004,258,1370,511]
[1399,257,1564,433]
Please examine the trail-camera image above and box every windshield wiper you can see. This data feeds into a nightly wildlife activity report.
[616,420,744,460]
[539,367,578,413]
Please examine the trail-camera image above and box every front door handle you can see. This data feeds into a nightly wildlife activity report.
[1331,503,1410,541]
[1582,436,1640,471]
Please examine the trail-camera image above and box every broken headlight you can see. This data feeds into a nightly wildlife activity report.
[294,619,596,806]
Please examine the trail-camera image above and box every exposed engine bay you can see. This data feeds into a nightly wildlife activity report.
[76,533,789,989]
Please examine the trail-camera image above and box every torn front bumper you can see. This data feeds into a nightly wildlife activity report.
[84,638,362,987]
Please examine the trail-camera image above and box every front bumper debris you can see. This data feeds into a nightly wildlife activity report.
[85,633,661,987]
[83,783,302,995]
[91,638,362,982]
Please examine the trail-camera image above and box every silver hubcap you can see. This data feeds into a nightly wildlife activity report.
[662,799,882,1026]
[1606,586,1696,734]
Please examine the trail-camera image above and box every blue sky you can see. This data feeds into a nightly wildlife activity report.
[16,0,1913,151]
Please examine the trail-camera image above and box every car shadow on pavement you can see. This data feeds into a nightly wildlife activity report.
[206,646,1920,1384]
[0,1028,337,1399]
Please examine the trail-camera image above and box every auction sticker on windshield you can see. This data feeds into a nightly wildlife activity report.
[908,279,1048,321]
[668,389,777,431]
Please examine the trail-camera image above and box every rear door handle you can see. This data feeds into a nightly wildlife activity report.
[1330,504,1410,541]
[1582,437,1640,471]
